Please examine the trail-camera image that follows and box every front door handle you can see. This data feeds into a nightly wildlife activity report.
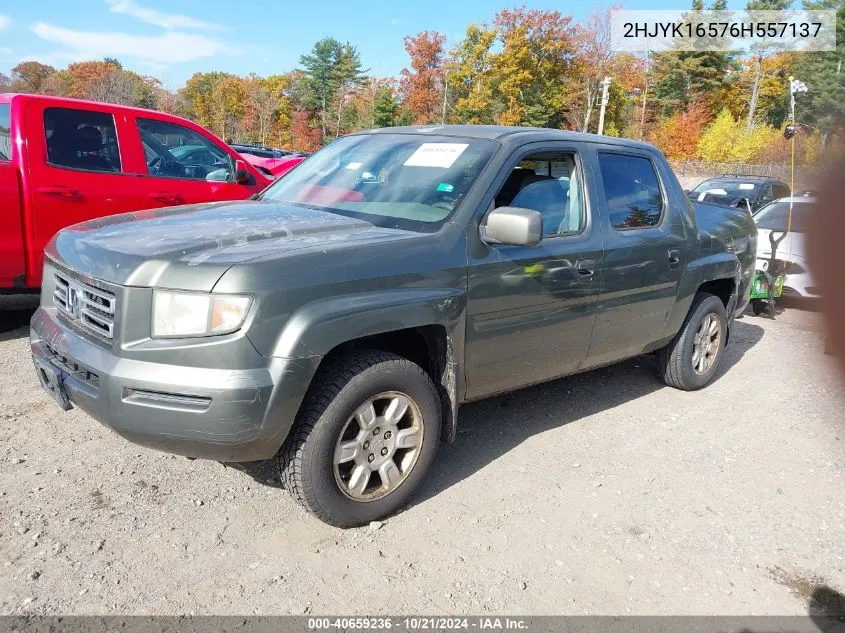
[577,259,595,277]
[668,249,681,268]
[147,191,183,204]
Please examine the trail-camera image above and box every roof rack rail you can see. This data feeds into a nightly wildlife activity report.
[719,173,771,178]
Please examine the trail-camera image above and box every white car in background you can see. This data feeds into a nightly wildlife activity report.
[753,196,818,298]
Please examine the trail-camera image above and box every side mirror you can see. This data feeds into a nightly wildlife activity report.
[234,159,251,185]
[483,207,542,247]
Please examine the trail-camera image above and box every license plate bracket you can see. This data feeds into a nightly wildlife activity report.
[33,357,72,411]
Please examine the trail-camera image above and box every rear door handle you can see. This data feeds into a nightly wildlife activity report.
[668,249,681,268]
[577,259,595,277]
[147,191,183,204]
[38,185,80,199]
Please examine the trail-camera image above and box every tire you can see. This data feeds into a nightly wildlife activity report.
[278,350,441,528]
[657,293,728,391]
[751,299,768,316]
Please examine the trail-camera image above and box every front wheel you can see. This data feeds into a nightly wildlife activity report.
[278,351,441,527]
[751,299,768,316]
[657,293,728,391]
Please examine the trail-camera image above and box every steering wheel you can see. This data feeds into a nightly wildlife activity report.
[148,155,162,172]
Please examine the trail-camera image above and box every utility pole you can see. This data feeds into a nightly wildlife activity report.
[441,67,449,125]
[597,76,611,135]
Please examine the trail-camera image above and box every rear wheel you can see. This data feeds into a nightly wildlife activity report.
[751,299,768,316]
[278,350,441,527]
[657,293,727,391]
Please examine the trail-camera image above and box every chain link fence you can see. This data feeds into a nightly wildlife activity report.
[669,160,823,191]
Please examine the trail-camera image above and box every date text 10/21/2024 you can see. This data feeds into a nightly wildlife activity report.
[308,618,528,630]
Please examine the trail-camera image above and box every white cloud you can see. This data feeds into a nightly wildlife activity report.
[0,15,10,30]
[106,0,222,31]
[32,22,225,64]
[391,18,400,27]
[0,47,11,55]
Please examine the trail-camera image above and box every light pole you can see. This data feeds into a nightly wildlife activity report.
[597,76,612,135]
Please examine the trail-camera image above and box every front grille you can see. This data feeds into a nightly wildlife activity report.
[45,344,100,389]
[53,272,116,340]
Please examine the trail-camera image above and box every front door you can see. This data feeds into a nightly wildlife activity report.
[464,145,603,400]
[126,116,263,207]
[584,148,688,368]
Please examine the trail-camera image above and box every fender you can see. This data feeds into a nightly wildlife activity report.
[268,287,466,360]
[263,287,467,444]
[661,252,742,340]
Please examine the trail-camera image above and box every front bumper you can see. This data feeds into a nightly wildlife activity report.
[30,307,319,462]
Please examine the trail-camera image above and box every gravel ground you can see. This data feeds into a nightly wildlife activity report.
[0,304,842,616]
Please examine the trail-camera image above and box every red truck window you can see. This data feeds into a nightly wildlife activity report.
[0,103,10,161]
[136,118,233,182]
[44,107,122,173]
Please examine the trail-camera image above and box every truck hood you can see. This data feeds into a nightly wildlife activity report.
[47,200,410,291]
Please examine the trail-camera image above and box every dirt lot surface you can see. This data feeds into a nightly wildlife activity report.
[0,303,843,616]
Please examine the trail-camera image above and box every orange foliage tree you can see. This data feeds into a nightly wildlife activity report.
[399,31,447,125]
[649,101,711,160]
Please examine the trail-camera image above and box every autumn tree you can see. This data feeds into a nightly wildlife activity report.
[179,71,231,130]
[291,110,322,152]
[698,109,781,161]
[491,7,577,127]
[400,31,447,124]
[10,61,56,93]
[210,75,247,141]
[0,73,10,92]
[447,23,497,124]
[649,101,711,159]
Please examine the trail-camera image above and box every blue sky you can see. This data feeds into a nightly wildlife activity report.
[0,0,747,87]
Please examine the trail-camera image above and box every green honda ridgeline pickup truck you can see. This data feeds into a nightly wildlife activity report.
[31,126,756,527]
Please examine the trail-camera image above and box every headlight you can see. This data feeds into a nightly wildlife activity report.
[152,291,252,338]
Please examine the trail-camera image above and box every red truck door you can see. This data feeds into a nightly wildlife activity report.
[0,101,26,288]
[23,100,155,285]
[118,114,269,206]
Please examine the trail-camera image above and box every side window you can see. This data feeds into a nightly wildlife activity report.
[494,152,586,237]
[597,153,664,230]
[137,118,232,182]
[43,107,122,173]
[759,183,774,204]
[773,183,790,200]
[0,104,10,161]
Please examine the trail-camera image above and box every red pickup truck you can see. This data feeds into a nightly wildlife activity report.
[0,94,273,291]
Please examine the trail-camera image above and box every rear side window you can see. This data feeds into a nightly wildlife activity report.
[44,107,122,173]
[773,183,790,199]
[137,118,232,182]
[0,103,11,161]
[598,153,664,230]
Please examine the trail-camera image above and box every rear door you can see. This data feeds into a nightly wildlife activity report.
[121,115,267,206]
[584,148,688,368]
[24,100,147,285]
[0,100,25,287]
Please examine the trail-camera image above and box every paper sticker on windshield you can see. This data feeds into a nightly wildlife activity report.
[404,143,469,168]
[437,183,455,193]
[345,162,362,170]
[739,183,755,190]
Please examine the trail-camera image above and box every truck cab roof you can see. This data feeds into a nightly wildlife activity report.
[363,124,658,151]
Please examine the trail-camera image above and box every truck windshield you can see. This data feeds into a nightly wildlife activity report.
[259,133,497,231]
[754,200,811,233]
[0,103,10,161]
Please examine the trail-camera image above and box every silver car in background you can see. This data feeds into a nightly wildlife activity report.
[753,196,818,299]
